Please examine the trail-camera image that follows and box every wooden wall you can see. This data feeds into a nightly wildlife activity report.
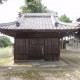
[14,38,60,62]
[44,38,60,61]
[14,32,60,62]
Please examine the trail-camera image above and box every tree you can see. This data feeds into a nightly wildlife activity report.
[21,0,49,13]
[0,36,12,48]
[60,14,72,23]
[0,0,7,4]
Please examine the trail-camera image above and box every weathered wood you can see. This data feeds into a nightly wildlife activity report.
[44,38,60,61]
[16,32,60,38]
[14,35,60,61]
[29,38,44,60]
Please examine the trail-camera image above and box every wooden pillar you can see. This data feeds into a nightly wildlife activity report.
[61,37,64,50]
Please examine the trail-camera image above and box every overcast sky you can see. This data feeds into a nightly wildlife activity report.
[42,0,80,22]
[0,0,24,23]
[0,0,80,23]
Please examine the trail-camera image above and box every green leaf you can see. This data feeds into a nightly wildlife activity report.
[20,0,49,13]
[60,14,72,23]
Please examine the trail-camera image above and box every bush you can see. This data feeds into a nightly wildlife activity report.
[0,36,12,48]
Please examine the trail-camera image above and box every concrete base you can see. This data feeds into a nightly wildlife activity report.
[14,59,67,68]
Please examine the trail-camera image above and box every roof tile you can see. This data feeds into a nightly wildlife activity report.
[0,13,79,30]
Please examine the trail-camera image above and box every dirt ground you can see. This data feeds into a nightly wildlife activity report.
[0,50,80,80]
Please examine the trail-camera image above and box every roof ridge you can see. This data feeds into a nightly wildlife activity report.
[22,13,56,16]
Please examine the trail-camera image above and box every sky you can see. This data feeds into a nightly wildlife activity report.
[42,0,80,21]
[0,0,24,23]
[0,0,80,23]
[0,0,80,42]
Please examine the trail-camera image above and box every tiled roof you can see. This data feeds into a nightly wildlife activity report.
[0,13,79,30]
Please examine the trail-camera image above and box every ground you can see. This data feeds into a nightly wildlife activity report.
[0,47,80,80]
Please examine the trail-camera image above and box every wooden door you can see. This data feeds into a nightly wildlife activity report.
[29,38,44,60]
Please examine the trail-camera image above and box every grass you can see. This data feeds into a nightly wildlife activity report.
[0,57,13,64]
[0,46,13,58]
[3,70,43,80]
[0,46,13,65]
[3,70,80,80]
[3,70,70,79]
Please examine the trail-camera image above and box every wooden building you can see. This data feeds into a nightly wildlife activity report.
[0,13,79,62]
